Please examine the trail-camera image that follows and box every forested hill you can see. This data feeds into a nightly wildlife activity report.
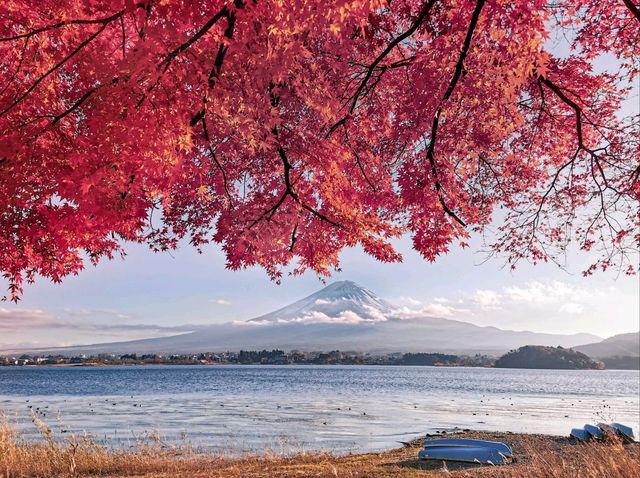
[495,346,603,370]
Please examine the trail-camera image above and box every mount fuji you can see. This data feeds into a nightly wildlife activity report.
[249,280,394,324]
[16,281,600,355]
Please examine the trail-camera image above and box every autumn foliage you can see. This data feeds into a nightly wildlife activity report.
[0,0,638,300]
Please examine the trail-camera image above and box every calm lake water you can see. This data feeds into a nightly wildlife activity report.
[0,365,638,454]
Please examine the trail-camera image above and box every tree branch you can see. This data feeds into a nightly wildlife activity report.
[441,0,485,102]
[159,8,229,73]
[539,76,622,194]
[423,0,486,228]
[135,7,230,109]
[209,0,244,89]
[0,8,131,42]
[1,20,116,116]
[622,0,640,22]
[250,85,342,229]
[327,0,439,136]
[201,115,234,207]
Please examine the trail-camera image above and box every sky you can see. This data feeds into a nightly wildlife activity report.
[1,23,638,351]
[1,232,638,349]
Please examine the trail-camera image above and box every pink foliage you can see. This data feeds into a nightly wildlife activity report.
[0,0,638,300]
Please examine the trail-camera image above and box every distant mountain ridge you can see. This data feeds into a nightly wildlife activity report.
[574,332,639,359]
[4,280,602,356]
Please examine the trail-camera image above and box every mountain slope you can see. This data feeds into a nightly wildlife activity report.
[250,280,393,323]
[11,281,601,356]
[574,332,639,358]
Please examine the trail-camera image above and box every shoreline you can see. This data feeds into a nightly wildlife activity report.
[1,427,638,477]
[3,362,638,370]
[3,347,637,370]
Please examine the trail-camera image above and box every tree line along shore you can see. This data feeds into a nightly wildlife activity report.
[1,345,636,369]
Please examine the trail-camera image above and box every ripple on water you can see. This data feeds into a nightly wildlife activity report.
[0,365,638,454]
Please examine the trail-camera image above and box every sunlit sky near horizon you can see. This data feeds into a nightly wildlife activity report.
[1,28,638,350]
[1,232,638,349]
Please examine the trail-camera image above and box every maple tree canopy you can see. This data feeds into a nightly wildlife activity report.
[1,0,638,301]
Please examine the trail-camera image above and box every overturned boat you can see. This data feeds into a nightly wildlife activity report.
[570,423,636,443]
[419,438,513,465]
[612,423,636,443]
[422,438,513,456]
[597,422,619,438]
[583,424,603,440]
[570,428,591,441]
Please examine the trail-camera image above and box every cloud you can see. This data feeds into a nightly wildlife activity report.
[559,303,585,314]
[420,303,467,317]
[361,304,388,322]
[389,294,476,319]
[0,308,57,329]
[504,281,586,304]
[232,281,596,330]
[268,310,364,325]
[472,290,502,310]
[209,299,232,305]
[281,309,387,325]
[0,307,199,341]
[393,303,469,319]
[237,308,388,326]
[314,298,335,305]
[0,308,51,319]
[386,280,589,321]
[432,297,450,304]
[385,279,612,335]
[62,308,132,320]
[335,310,368,324]
[395,296,422,306]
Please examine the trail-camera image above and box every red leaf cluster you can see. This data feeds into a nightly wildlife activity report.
[0,0,638,300]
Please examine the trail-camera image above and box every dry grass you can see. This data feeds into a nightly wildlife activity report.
[1,420,638,478]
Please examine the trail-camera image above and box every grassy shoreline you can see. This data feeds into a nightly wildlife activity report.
[1,425,639,478]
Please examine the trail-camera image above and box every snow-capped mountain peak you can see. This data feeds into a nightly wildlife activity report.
[15,280,602,356]
[249,280,394,323]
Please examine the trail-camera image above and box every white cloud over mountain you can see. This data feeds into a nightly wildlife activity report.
[384,280,626,334]
[393,303,470,319]
[1,278,633,350]
[472,290,502,310]
[504,281,587,303]
[209,299,232,305]
[559,303,585,314]
[7,281,603,356]
[226,279,591,327]
[390,280,590,318]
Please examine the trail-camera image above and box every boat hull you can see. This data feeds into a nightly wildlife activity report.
[584,424,603,440]
[422,438,512,457]
[612,423,636,443]
[419,445,508,465]
[570,428,590,441]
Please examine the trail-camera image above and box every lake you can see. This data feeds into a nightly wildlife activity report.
[0,365,638,454]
